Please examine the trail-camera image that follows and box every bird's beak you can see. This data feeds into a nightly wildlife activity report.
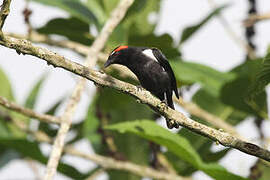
[104,58,113,68]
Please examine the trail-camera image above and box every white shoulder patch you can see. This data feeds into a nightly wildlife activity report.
[142,49,158,62]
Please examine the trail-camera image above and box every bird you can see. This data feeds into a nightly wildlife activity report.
[104,46,180,128]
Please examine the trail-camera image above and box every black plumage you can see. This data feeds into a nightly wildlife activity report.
[104,46,179,128]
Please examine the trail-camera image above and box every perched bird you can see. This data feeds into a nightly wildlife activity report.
[104,46,179,128]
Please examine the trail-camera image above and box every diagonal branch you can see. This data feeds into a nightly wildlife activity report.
[0,96,61,124]
[5,32,241,136]
[1,35,270,162]
[44,0,134,179]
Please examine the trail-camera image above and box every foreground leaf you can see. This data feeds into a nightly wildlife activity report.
[106,120,247,180]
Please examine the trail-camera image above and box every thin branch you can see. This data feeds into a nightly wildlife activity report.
[86,168,106,180]
[1,35,270,162]
[0,0,11,31]
[244,12,270,27]
[207,0,256,59]
[44,0,134,179]
[65,146,187,180]
[0,96,61,124]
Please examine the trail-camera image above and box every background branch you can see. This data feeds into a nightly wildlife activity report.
[4,31,240,138]
[0,96,61,124]
[0,34,269,162]
[44,0,135,179]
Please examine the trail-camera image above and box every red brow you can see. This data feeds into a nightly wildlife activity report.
[114,45,128,52]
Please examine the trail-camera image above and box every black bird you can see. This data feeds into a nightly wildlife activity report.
[104,46,179,128]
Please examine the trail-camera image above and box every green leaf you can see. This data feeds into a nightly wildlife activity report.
[86,0,107,23]
[37,17,93,45]
[24,75,46,109]
[0,66,14,101]
[123,0,161,35]
[0,138,88,179]
[166,126,230,176]
[83,94,101,152]
[106,120,247,180]
[38,98,64,137]
[248,53,270,98]
[179,5,227,45]
[193,88,248,125]
[171,60,235,96]
[220,59,267,117]
[0,67,17,137]
[31,0,99,26]
[0,150,20,169]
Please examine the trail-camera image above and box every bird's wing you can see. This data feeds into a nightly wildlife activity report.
[152,48,179,99]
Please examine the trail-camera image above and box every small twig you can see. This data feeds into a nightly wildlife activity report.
[25,158,41,180]
[44,0,135,179]
[244,12,270,27]
[22,0,33,36]
[0,0,11,31]
[207,0,256,59]
[1,35,270,162]
[0,96,61,124]
[65,146,186,180]
[245,0,257,58]
[86,168,106,180]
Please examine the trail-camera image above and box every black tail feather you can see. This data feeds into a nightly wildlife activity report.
[166,90,174,109]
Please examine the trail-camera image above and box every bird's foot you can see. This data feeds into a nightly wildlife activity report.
[136,85,143,92]
[166,118,180,129]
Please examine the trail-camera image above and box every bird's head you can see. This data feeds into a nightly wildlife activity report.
[104,45,130,68]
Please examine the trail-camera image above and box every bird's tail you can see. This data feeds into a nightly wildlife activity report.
[166,90,174,109]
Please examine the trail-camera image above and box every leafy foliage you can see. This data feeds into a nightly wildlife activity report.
[248,53,270,98]
[106,120,247,180]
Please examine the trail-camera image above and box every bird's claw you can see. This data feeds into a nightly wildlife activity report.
[136,85,143,92]
[166,119,180,129]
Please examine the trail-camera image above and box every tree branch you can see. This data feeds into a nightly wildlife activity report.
[44,0,134,179]
[1,35,270,162]
[207,0,256,59]
[65,146,187,180]
[0,0,11,31]
[4,32,241,136]
[244,12,270,27]
[0,96,61,124]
